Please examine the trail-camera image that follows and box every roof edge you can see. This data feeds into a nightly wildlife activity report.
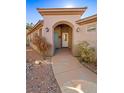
[37,7,87,10]
[27,20,44,36]
[76,14,97,23]
[37,7,87,16]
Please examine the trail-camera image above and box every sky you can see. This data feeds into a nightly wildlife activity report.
[26,0,97,24]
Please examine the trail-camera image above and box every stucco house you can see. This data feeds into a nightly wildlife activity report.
[27,7,97,56]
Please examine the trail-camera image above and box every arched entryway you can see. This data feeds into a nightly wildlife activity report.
[53,23,73,53]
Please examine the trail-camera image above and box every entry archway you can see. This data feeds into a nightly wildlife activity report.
[53,23,73,53]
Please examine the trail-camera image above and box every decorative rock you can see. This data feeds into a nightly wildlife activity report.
[26,56,61,93]
[35,60,41,65]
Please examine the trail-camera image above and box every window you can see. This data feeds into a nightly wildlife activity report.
[87,24,96,32]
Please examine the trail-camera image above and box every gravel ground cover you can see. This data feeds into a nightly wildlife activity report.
[26,47,61,93]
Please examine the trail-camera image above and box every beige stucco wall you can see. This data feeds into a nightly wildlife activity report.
[27,14,97,56]
[73,22,97,56]
[79,22,97,48]
[42,15,81,56]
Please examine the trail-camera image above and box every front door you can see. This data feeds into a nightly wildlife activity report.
[62,33,68,47]
[54,32,59,49]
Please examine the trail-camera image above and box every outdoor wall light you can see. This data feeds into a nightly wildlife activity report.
[76,27,80,32]
[45,27,49,32]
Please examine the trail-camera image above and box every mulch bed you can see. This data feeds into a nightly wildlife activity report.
[26,46,61,93]
[81,62,97,74]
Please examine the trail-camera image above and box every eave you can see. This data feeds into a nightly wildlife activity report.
[37,7,87,16]
[27,20,43,36]
[76,14,97,25]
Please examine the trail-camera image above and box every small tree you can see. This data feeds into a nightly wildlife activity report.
[32,34,50,60]
[26,23,34,30]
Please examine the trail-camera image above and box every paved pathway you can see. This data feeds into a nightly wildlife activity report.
[52,48,97,93]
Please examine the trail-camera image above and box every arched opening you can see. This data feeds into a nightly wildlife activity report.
[53,24,73,53]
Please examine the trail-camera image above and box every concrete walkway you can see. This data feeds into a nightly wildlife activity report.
[52,48,97,93]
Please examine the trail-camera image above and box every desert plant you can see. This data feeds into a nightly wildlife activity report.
[78,41,97,65]
[78,41,89,56]
[32,34,50,60]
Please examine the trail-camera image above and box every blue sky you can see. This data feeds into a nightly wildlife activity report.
[26,0,96,24]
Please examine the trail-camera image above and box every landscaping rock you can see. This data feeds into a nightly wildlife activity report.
[26,46,61,93]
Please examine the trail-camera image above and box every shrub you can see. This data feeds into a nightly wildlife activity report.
[78,41,97,65]
[32,34,50,60]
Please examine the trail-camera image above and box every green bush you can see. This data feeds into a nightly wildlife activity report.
[78,41,97,65]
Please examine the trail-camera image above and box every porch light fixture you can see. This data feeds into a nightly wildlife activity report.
[76,27,80,32]
[45,27,49,32]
